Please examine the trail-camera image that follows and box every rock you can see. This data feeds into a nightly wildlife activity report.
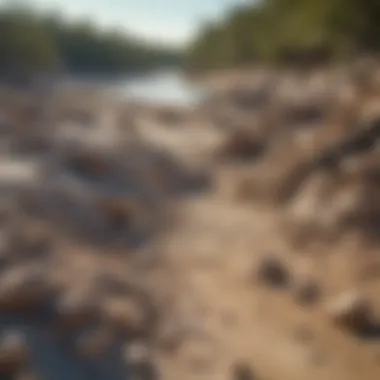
[256,254,291,289]
[218,130,266,162]
[283,102,326,126]
[63,147,111,179]
[155,322,186,353]
[52,290,101,333]
[228,86,271,111]
[0,265,55,311]
[0,331,28,370]
[232,363,256,380]
[326,291,373,334]
[123,341,150,364]
[7,221,53,261]
[294,280,321,306]
[75,326,115,358]
[102,297,147,337]
[96,196,137,230]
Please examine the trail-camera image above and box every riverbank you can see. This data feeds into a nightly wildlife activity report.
[0,62,380,379]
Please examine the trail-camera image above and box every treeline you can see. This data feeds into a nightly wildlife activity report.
[0,5,180,79]
[187,0,380,70]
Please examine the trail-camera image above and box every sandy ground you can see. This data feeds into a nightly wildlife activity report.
[1,73,380,380]
[125,112,380,380]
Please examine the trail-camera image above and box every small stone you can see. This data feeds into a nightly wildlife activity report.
[326,291,373,334]
[232,363,256,380]
[52,291,100,332]
[97,196,137,229]
[102,297,147,337]
[0,265,54,311]
[0,331,28,370]
[218,130,266,161]
[123,341,150,364]
[256,254,291,289]
[294,280,321,306]
[156,323,185,353]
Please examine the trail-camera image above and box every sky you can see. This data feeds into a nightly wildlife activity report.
[0,0,250,46]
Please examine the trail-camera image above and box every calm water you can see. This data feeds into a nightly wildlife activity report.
[112,69,206,107]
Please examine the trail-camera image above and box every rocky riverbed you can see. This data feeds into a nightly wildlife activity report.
[1,60,380,379]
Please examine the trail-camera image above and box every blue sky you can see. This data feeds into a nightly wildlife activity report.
[1,0,250,46]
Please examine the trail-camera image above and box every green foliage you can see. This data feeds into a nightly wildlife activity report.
[187,0,380,70]
[0,5,180,79]
[0,7,59,75]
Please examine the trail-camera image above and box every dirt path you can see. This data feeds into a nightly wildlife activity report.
[131,118,380,380]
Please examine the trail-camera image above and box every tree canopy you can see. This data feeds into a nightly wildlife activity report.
[187,0,380,70]
[0,5,180,80]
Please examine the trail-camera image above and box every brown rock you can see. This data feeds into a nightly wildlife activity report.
[97,196,137,229]
[52,290,101,332]
[102,297,147,337]
[326,291,373,334]
[64,148,111,178]
[256,254,291,289]
[294,280,321,306]
[123,341,150,364]
[218,130,266,161]
[0,265,54,311]
[232,363,256,380]
[123,341,157,380]
[0,331,28,370]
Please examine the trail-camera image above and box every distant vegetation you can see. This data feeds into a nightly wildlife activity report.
[187,0,380,70]
[0,4,181,81]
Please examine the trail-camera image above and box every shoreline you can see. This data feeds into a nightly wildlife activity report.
[0,63,379,379]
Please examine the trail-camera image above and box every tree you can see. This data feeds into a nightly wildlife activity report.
[187,0,380,70]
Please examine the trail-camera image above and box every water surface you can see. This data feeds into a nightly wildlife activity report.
[112,69,206,107]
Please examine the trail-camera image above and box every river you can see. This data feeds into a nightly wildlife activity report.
[121,69,205,107]
[68,69,207,108]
